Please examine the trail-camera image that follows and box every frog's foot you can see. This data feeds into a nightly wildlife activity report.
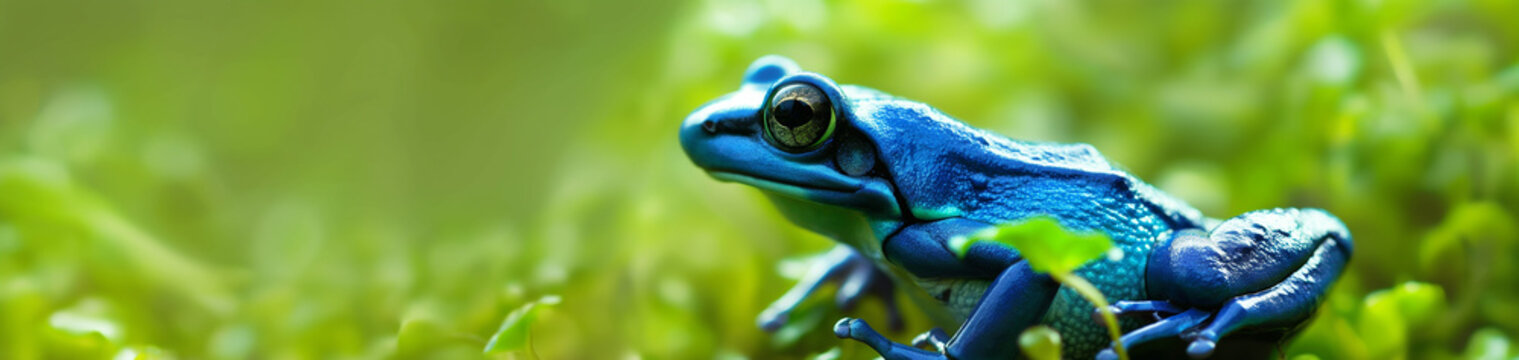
[910,327,950,352]
[1096,304,1211,360]
[834,318,944,360]
[1126,208,1352,359]
[1099,300,1185,322]
[758,246,902,332]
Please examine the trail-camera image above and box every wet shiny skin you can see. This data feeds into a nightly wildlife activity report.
[680,56,1352,359]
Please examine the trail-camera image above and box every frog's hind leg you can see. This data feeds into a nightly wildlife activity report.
[1142,208,1352,358]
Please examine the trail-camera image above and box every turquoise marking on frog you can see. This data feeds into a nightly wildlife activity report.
[679,56,1353,359]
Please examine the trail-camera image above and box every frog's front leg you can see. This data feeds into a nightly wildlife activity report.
[834,218,1060,360]
[758,244,903,332]
[1101,208,1352,359]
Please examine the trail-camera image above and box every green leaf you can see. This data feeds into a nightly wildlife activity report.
[1354,281,1448,359]
[810,347,842,360]
[950,217,1113,275]
[1389,282,1447,328]
[951,218,1125,359]
[1419,202,1517,274]
[1304,35,1361,86]
[484,295,561,354]
[395,317,449,356]
[1461,328,1511,360]
[1019,325,1062,360]
[1358,289,1409,359]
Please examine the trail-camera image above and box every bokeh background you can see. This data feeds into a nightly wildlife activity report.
[1,0,1517,358]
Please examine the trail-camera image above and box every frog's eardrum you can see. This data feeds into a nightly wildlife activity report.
[836,133,876,177]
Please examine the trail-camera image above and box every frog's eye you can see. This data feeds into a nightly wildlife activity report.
[765,83,836,152]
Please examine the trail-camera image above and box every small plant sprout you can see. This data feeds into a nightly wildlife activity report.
[485,295,562,357]
[949,217,1127,360]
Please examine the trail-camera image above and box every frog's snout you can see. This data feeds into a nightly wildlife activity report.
[683,99,757,137]
[678,111,705,164]
[679,94,764,168]
[678,106,720,163]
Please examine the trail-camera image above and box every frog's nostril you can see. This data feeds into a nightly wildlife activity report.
[701,119,718,133]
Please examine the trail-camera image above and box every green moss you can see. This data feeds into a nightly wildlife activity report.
[0,0,1516,358]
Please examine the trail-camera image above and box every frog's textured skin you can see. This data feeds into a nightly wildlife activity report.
[679,56,1353,359]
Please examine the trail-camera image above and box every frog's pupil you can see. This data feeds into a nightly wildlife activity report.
[774,99,814,127]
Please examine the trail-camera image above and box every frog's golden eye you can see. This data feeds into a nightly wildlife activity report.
[765,84,836,151]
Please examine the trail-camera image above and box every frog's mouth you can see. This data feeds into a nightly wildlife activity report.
[704,169,903,218]
[707,170,861,199]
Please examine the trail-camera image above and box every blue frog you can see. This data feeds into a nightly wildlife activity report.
[678,56,1353,359]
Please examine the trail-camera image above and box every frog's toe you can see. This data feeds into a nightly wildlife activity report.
[756,308,789,332]
[833,317,890,352]
[1187,334,1218,359]
[832,317,878,342]
[834,318,944,360]
[833,318,859,338]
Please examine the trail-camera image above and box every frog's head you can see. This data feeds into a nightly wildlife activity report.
[683,56,1127,246]
[680,56,905,222]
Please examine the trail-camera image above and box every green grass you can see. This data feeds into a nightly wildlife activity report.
[1,0,1517,359]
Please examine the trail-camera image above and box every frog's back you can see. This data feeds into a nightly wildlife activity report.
[845,89,1206,357]
[840,87,1204,233]
[940,146,1181,357]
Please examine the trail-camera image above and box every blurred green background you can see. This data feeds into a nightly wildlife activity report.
[1,0,1516,358]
